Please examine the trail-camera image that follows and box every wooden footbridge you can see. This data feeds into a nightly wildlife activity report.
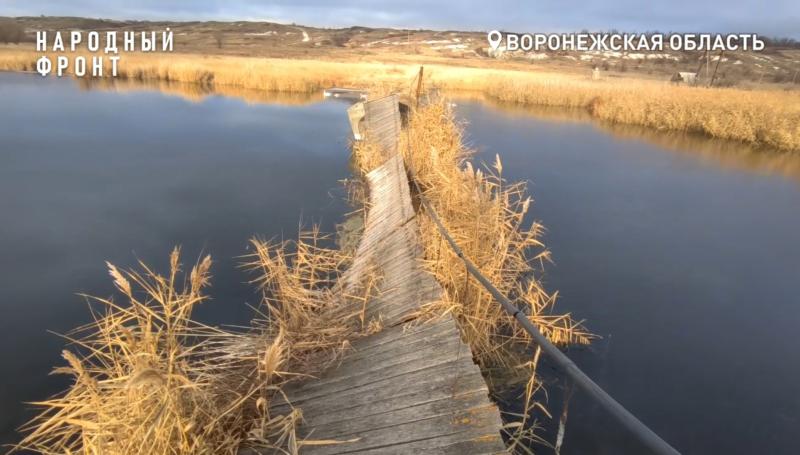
[268,95,507,454]
[266,92,680,455]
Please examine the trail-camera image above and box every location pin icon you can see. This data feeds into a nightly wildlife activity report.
[487,30,502,50]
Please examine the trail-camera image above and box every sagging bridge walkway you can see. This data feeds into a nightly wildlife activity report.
[266,93,679,455]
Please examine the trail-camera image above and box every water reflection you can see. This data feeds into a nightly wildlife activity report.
[454,98,800,455]
[82,79,800,187]
[77,77,323,106]
[452,91,800,185]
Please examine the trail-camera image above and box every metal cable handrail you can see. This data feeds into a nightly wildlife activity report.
[407,170,681,455]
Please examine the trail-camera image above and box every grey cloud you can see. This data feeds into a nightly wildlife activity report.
[2,0,798,37]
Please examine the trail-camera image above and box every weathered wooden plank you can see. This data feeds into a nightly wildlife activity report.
[274,370,489,426]
[340,154,426,327]
[362,94,402,157]
[334,317,451,353]
[296,389,496,438]
[274,318,472,399]
[296,403,502,455]
[277,340,467,403]
[347,435,507,455]
[269,318,502,450]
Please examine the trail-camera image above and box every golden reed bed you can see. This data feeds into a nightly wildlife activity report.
[1,48,798,151]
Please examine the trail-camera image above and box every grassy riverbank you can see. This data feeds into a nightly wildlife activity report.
[2,47,799,152]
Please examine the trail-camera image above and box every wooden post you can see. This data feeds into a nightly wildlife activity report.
[694,49,707,79]
[709,50,724,87]
[415,66,424,108]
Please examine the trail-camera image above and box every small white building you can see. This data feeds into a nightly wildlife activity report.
[671,71,698,85]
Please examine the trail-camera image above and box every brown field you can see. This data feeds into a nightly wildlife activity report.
[4,16,800,85]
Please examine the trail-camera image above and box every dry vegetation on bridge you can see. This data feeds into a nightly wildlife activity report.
[352,98,594,448]
[12,237,376,454]
[400,100,593,353]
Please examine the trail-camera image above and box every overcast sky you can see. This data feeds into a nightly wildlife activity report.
[2,0,798,38]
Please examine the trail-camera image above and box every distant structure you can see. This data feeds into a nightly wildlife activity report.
[487,46,506,58]
[671,71,698,85]
[323,87,368,100]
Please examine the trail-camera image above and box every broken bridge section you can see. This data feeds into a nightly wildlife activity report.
[269,94,505,454]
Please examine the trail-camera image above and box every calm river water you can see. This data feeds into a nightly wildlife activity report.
[455,98,800,454]
[1,73,799,454]
[0,73,353,448]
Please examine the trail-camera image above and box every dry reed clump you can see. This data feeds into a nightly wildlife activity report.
[0,48,37,72]
[448,92,800,182]
[14,231,376,455]
[241,229,374,379]
[414,65,800,151]
[397,99,592,363]
[0,48,419,94]
[212,229,377,453]
[77,77,324,106]
[401,99,593,449]
[476,72,800,151]
[12,248,249,454]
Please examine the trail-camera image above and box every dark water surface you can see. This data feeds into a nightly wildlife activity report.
[2,72,799,455]
[454,100,800,454]
[0,73,353,447]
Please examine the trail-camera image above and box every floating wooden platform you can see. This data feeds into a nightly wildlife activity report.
[267,94,505,454]
[324,87,369,100]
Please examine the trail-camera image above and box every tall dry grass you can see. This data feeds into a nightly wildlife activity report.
[478,72,800,151]
[13,249,248,454]
[402,99,595,449]
[241,229,376,379]
[13,230,376,455]
[1,47,797,151]
[402,100,591,361]
[0,48,416,93]
[458,92,800,182]
[423,66,800,151]
[77,77,324,106]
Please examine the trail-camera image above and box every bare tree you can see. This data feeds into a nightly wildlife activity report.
[0,20,26,44]
[213,31,224,49]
